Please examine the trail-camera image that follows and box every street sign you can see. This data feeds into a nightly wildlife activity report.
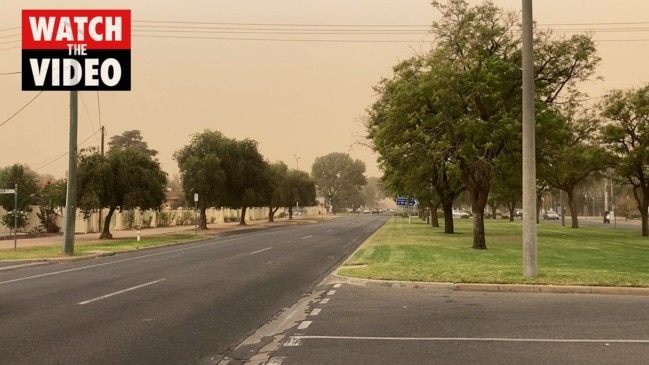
[396,195,419,207]
[0,189,16,194]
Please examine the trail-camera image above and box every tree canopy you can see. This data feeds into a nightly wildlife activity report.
[311,152,367,212]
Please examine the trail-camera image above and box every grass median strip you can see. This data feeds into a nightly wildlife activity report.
[338,218,649,287]
[0,234,209,260]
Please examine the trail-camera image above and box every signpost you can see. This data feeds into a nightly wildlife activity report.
[396,196,419,224]
[1,185,18,251]
[194,193,199,235]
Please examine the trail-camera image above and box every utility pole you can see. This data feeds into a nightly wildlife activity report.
[63,90,78,255]
[522,0,537,278]
[98,125,105,233]
[14,183,17,251]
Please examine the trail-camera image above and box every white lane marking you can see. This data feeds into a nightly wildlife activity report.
[301,235,312,239]
[310,308,321,316]
[79,279,165,305]
[333,283,342,288]
[297,321,312,330]
[266,357,286,364]
[320,298,330,304]
[0,229,288,286]
[284,337,302,347]
[249,247,273,255]
[326,229,333,232]
[327,290,336,296]
[291,335,649,344]
[343,237,358,248]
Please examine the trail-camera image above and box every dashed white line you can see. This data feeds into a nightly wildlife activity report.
[249,247,273,255]
[310,308,321,316]
[79,279,165,305]
[326,229,333,232]
[284,337,302,347]
[327,290,336,296]
[320,298,330,304]
[301,235,312,239]
[297,321,312,330]
[333,284,342,288]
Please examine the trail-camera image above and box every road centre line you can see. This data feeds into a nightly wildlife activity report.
[320,298,330,304]
[327,290,336,296]
[310,308,321,316]
[301,235,312,239]
[249,247,273,255]
[78,279,166,305]
[290,335,649,344]
[0,228,292,286]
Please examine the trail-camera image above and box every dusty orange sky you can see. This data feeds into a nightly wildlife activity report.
[2,0,648,181]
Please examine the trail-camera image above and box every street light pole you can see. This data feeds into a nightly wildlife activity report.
[522,0,537,278]
[293,154,300,170]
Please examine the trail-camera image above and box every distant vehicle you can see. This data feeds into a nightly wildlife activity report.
[603,211,610,224]
[372,208,381,215]
[452,210,470,218]
[363,209,370,214]
[543,211,560,220]
[515,209,523,218]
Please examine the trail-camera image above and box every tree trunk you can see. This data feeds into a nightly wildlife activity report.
[634,186,649,237]
[239,206,247,225]
[200,207,208,229]
[469,185,489,250]
[430,201,440,227]
[490,203,498,220]
[288,205,293,220]
[536,194,542,224]
[441,200,454,234]
[268,206,275,222]
[567,189,579,228]
[99,206,115,239]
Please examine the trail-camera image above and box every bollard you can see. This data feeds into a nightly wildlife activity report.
[137,230,141,241]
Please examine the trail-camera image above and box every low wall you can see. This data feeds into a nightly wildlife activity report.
[0,206,317,234]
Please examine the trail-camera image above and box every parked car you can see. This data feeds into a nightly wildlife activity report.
[543,211,560,220]
[452,209,470,218]
[515,209,523,218]
[372,208,381,215]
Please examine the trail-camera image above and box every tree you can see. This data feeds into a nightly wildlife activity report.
[366,0,600,249]
[281,169,317,219]
[600,86,649,236]
[539,106,612,228]
[108,130,158,157]
[0,164,40,212]
[78,141,167,239]
[264,162,289,222]
[174,130,270,227]
[37,179,67,233]
[311,152,367,213]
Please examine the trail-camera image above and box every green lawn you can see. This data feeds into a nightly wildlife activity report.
[339,218,649,287]
[0,234,209,261]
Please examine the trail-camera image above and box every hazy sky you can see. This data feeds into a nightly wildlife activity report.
[2,0,649,181]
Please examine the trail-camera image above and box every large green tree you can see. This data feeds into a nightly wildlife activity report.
[108,130,158,157]
[366,0,600,249]
[311,152,367,213]
[174,130,270,227]
[78,136,167,239]
[600,86,649,236]
[36,179,67,233]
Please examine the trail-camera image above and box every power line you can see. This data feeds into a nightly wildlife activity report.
[0,91,44,128]
[0,26,20,32]
[133,34,430,43]
[31,130,102,172]
[79,92,97,132]
[0,71,21,75]
[133,20,431,27]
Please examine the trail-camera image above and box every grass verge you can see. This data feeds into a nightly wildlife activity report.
[338,218,649,287]
[0,234,209,260]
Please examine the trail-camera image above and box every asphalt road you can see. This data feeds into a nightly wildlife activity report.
[267,283,649,365]
[0,215,388,365]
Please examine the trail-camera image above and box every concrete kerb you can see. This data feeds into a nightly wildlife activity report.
[331,273,649,296]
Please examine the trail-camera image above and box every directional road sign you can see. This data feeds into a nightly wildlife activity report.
[396,196,419,207]
[0,189,16,194]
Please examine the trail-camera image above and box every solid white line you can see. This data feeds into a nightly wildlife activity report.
[297,321,312,330]
[291,335,649,344]
[249,247,273,255]
[301,235,312,239]
[310,308,321,316]
[320,298,330,304]
[327,290,336,296]
[333,283,342,288]
[79,279,166,305]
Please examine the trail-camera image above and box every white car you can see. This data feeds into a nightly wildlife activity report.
[452,210,470,218]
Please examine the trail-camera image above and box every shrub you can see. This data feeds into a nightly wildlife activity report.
[1,210,29,232]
